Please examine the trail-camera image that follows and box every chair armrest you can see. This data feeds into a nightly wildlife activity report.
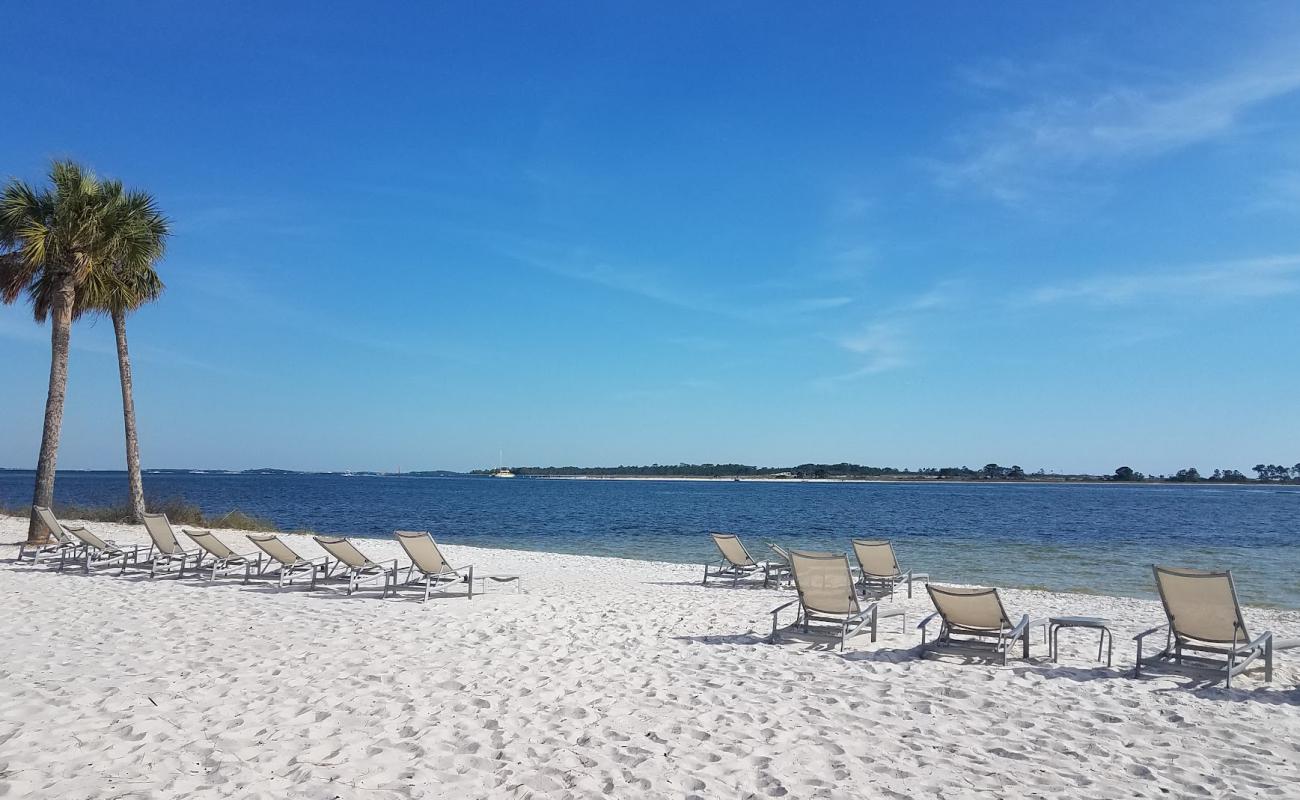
[1006,614,1033,642]
[917,611,940,631]
[768,599,800,643]
[848,601,880,624]
[1241,630,1273,653]
[1133,623,1169,642]
[769,599,799,615]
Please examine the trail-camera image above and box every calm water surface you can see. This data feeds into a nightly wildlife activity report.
[3,472,1297,608]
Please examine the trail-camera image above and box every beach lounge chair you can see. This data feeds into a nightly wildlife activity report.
[769,550,906,650]
[246,534,330,590]
[703,532,776,587]
[765,542,794,588]
[919,585,1046,664]
[393,531,474,601]
[18,506,82,565]
[314,536,400,596]
[185,529,262,581]
[58,525,146,575]
[1134,566,1300,688]
[852,539,927,599]
[141,513,203,578]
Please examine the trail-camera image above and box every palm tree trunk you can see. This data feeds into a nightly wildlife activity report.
[112,309,147,523]
[27,275,76,545]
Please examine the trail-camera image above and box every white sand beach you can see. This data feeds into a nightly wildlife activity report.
[2,515,1298,799]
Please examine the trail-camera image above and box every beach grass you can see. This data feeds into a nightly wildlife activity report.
[0,497,281,532]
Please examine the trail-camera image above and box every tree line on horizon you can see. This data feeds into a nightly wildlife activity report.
[2,160,169,543]
[473,462,1300,483]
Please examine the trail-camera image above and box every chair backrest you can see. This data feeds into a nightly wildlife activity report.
[68,525,114,552]
[852,539,901,579]
[395,531,453,574]
[186,530,236,559]
[33,506,72,544]
[925,585,1012,631]
[248,534,305,565]
[314,536,374,568]
[790,550,859,616]
[142,513,184,554]
[1152,566,1249,645]
[710,532,756,568]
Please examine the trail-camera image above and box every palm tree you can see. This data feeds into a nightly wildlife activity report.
[0,161,165,543]
[77,187,169,523]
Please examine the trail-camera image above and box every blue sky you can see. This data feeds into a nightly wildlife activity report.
[2,2,1298,474]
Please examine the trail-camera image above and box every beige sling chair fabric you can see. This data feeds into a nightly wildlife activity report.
[703,532,775,587]
[769,550,905,650]
[19,506,83,565]
[185,529,262,581]
[246,534,329,590]
[1134,566,1300,688]
[314,536,399,596]
[851,539,928,599]
[141,513,202,578]
[919,585,1046,664]
[57,523,145,575]
[393,531,474,601]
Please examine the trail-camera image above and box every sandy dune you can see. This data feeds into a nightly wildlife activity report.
[1,514,1297,798]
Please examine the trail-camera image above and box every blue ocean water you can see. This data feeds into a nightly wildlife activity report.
[3,471,1298,608]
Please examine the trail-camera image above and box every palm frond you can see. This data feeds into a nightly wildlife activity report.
[1,159,170,318]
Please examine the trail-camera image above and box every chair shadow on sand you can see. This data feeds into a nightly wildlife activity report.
[646,579,778,590]
[21,561,475,603]
[676,619,1300,702]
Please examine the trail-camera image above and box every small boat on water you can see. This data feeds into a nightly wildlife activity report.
[492,468,516,478]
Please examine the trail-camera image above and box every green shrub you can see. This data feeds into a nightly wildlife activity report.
[205,509,279,532]
[1,497,282,532]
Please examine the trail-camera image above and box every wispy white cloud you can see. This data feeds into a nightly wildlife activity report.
[935,46,1300,203]
[817,280,964,385]
[1025,254,1300,306]
[1251,169,1300,214]
[502,244,856,324]
[834,321,909,376]
[895,279,963,313]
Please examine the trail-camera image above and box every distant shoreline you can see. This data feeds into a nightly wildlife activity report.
[1,467,1291,488]
[525,474,1290,487]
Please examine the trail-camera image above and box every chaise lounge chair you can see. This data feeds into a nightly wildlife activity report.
[769,550,906,650]
[185,529,263,581]
[764,542,795,588]
[919,584,1047,664]
[703,532,777,588]
[852,539,927,599]
[1134,565,1300,688]
[314,536,400,597]
[246,534,330,590]
[58,525,146,575]
[393,531,474,601]
[142,513,204,578]
[18,506,83,565]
